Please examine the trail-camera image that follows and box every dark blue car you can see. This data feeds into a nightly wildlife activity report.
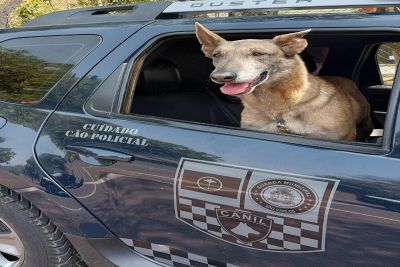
[0,0,399,266]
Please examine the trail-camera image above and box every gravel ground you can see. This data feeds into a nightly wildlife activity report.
[0,0,22,28]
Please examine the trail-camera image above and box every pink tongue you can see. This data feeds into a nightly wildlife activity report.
[220,82,251,95]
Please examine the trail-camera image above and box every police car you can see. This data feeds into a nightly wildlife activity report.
[0,0,399,266]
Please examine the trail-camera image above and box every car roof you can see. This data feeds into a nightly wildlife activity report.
[21,2,172,28]
[18,0,400,29]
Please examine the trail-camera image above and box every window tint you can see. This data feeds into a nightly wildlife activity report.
[306,47,329,75]
[0,35,101,104]
[85,64,127,117]
[376,43,400,86]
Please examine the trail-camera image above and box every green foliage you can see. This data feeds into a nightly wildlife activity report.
[10,0,53,26]
[9,0,159,27]
[17,0,42,22]
[77,0,146,5]
[0,137,15,164]
[0,48,71,103]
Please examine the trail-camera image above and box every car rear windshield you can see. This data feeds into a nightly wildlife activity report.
[0,35,101,104]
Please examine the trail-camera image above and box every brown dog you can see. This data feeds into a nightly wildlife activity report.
[195,22,373,141]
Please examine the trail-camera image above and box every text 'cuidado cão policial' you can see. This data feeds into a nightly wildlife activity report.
[64,123,148,146]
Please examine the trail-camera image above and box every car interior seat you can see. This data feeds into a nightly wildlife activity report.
[131,58,241,127]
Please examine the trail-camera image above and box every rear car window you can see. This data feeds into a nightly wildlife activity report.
[120,33,400,147]
[376,42,400,86]
[0,35,101,104]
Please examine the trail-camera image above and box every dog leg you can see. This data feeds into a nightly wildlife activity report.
[356,114,374,141]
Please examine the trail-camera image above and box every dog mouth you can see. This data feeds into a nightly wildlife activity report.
[220,71,269,96]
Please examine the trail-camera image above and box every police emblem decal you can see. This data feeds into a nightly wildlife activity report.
[197,176,223,192]
[174,158,339,252]
[216,209,272,243]
[249,179,318,214]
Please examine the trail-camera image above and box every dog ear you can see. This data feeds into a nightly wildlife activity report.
[273,29,311,56]
[195,22,225,57]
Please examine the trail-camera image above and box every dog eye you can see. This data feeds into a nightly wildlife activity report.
[212,52,223,58]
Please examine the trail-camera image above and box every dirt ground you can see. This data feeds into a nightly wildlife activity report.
[0,0,22,28]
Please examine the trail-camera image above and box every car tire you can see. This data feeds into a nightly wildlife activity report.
[0,185,86,267]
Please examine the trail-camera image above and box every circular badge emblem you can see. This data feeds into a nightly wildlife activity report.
[196,177,223,192]
[250,179,318,214]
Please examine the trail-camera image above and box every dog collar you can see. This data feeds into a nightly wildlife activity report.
[275,113,289,133]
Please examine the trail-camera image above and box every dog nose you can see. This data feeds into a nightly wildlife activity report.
[210,72,237,83]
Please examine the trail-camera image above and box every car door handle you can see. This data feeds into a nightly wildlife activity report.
[66,145,134,162]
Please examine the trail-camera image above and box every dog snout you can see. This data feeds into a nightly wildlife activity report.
[210,71,237,83]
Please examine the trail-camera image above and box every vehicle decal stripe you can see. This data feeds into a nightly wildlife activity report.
[120,239,239,267]
[240,170,252,209]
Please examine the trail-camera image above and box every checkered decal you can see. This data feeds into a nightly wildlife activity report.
[174,158,339,253]
[121,239,239,267]
[178,197,320,251]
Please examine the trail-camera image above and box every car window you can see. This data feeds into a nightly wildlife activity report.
[306,47,330,75]
[376,42,400,86]
[121,33,399,148]
[0,35,101,104]
[85,63,127,117]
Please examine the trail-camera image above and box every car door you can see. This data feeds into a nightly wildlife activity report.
[35,21,400,267]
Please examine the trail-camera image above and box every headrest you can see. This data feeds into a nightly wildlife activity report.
[137,58,181,94]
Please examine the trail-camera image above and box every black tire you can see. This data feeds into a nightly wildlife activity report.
[0,185,86,267]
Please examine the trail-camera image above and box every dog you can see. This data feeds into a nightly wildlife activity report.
[195,22,373,141]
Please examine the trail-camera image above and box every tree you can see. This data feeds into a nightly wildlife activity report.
[0,48,72,103]
[0,137,15,164]
[6,0,159,27]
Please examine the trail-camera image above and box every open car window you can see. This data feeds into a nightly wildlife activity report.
[117,31,400,150]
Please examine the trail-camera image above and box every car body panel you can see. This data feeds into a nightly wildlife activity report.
[35,112,400,266]
[0,21,165,266]
[31,16,400,266]
[0,8,398,267]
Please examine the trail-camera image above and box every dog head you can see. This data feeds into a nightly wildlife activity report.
[195,22,311,96]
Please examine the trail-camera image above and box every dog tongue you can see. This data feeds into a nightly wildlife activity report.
[220,82,251,95]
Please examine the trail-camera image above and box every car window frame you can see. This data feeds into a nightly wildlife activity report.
[113,28,400,155]
[375,42,400,87]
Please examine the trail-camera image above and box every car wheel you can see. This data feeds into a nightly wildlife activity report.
[0,185,86,267]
